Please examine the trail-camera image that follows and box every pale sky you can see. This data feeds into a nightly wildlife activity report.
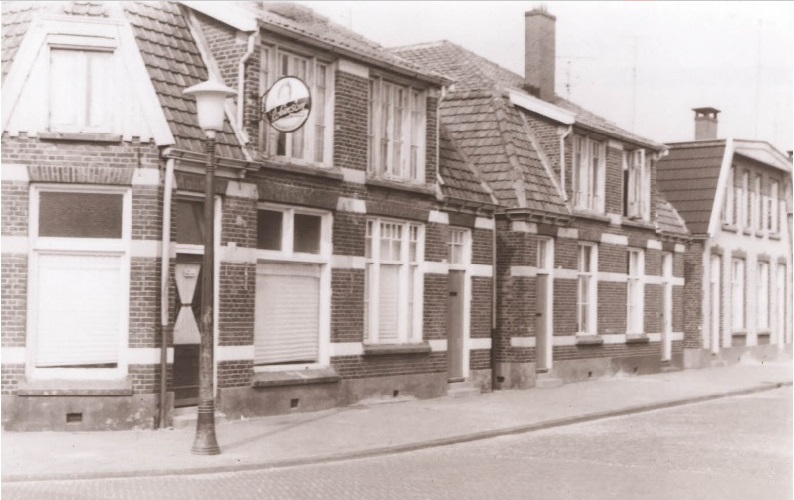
[298,1,794,154]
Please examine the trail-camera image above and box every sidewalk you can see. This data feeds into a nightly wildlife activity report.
[2,359,791,483]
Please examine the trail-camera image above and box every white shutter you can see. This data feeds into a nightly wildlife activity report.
[378,264,400,343]
[255,262,320,365]
[49,49,82,132]
[36,254,122,367]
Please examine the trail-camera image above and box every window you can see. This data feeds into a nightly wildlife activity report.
[769,180,779,233]
[626,249,645,334]
[573,135,605,212]
[254,206,331,367]
[753,174,762,230]
[757,261,769,331]
[49,48,114,133]
[368,77,426,182]
[260,46,332,165]
[742,171,750,229]
[448,228,468,266]
[577,244,598,335]
[722,168,735,224]
[365,219,424,343]
[623,149,650,220]
[29,186,130,377]
[731,258,745,331]
[537,238,553,272]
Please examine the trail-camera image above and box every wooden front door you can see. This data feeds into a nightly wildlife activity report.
[173,259,202,408]
[447,270,465,381]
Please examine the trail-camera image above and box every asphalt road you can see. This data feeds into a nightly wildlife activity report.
[3,387,791,500]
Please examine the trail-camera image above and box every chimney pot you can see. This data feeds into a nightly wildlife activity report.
[524,7,556,101]
[692,107,720,141]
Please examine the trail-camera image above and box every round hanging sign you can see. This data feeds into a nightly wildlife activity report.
[261,76,312,133]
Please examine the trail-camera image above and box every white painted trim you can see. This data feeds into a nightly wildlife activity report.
[336,197,366,214]
[340,167,366,184]
[331,255,366,269]
[607,213,623,226]
[130,240,161,259]
[646,239,663,250]
[179,1,257,31]
[428,210,449,224]
[510,221,537,233]
[554,268,579,280]
[601,233,628,246]
[474,217,495,230]
[1,236,29,255]
[424,261,449,274]
[429,339,447,352]
[469,338,492,350]
[607,139,624,150]
[672,331,684,341]
[708,137,735,237]
[645,275,663,285]
[558,228,579,239]
[508,89,576,125]
[126,348,174,365]
[552,336,578,346]
[329,342,364,357]
[674,244,686,253]
[647,333,662,342]
[1,164,30,182]
[1,347,26,364]
[469,264,493,277]
[511,265,536,277]
[2,19,47,132]
[672,277,685,287]
[225,181,258,199]
[337,58,370,79]
[599,271,627,283]
[602,334,627,344]
[216,345,255,362]
[220,244,257,264]
[511,336,535,348]
[131,168,161,186]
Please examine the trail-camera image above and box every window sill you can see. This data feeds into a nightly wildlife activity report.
[16,377,133,396]
[572,210,610,224]
[365,177,435,196]
[625,333,650,344]
[731,330,748,337]
[575,335,604,346]
[38,132,122,143]
[260,158,344,181]
[621,218,655,231]
[742,228,753,236]
[769,233,782,241]
[251,367,341,388]
[362,342,432,357]
[721,224,738,233]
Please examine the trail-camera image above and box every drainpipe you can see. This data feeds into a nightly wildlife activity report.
[158,158,175,430]
[491,215,498,391]
[237,32,257,136]
[558,125,572,201]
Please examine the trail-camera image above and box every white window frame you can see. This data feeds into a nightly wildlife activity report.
[572,135,606,213]
[731,257,745,331]
[365,218,425,344]
[259,43,334,167]
[254,203,332,371]
[27,184,131,380]
[448,228,470,269]
[576,243,598,335]
[769,180,779,234]
[626,249,645,334]
[368,76,427,183]
[624,149,650,220]
[753,174,762,231]
[757,261,770,331]
[742,171,750,229]
[723,167,735,225]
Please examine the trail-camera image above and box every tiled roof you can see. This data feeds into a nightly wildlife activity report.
[2,2,43,82]
[392,41,664,150]
[438,125,495,206]
[655,193,689,236]
[123,2,245,160]
[656,143,726,235]
[249,2,448,84]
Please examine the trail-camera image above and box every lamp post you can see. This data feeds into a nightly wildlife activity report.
[183,80,236,455]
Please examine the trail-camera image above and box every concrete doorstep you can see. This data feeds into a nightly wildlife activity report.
[2,362,791,483]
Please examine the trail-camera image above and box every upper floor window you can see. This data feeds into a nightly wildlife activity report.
[722,167,735,225]
[623,149,651,220]
[742,171,750,229]
[753,174,762,231]
[572,135,605,213]
[49,48,114,133]
[769,179,780,234]
[368,77,426,183]
[260,45,333,166]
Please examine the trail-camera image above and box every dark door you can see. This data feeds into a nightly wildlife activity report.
[173,259,202,408]
[447,270,465,381]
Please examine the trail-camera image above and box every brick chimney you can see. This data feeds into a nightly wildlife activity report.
[524,6,556,101]
[693,107,720,141]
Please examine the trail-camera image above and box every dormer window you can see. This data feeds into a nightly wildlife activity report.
[367,77,426,183]
[49,47,115,133]
[572,135,605,213]
[623,148,651,220]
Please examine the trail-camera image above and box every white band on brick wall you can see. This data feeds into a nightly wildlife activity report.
[598,272,627,283]
[672,277,685,287]
[1,164,29,182]
[1,347,26,364]
[510,221,537,233]
[645,275,663,285]
[338,58,369,78]
[428,339,447,352]
[331,255,366,269]
[131,168,161,186]
[646,239,663,250]
[336,197,366,214]
[131,240,162,258]
[511,265,536,277]
[126,348,174,364]
[1,236,28,255]
[424,261,449,274]
[554,268,579,280]
[340,168,366,184]
[428,210,449,224]
[601,233,628,246]
[674,244,686,253]
[552,336,578,346]
[475,217,495,230]
[329,342,364,357]
[647,333,662,342]
[225,181,258,199]
[672,332,684,341]
[558,228,579,239]
[470,338,492,350]
[220,244,257,264]
[216,345,255,362]
[470,264,493,277]
[510,336,535,348]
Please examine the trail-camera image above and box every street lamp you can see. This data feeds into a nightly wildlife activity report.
[183,79,236,455]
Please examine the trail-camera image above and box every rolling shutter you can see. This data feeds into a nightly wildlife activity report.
[36,254,122,367]
[254,262,320,365]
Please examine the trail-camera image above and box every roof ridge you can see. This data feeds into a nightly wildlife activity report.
[389,39,449,52]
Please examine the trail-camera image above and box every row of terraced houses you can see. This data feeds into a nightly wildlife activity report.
[1,1,791,431]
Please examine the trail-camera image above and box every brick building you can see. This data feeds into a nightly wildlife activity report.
[1,1,497,431]
[656,108,793,368]
[394,7,690,389]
